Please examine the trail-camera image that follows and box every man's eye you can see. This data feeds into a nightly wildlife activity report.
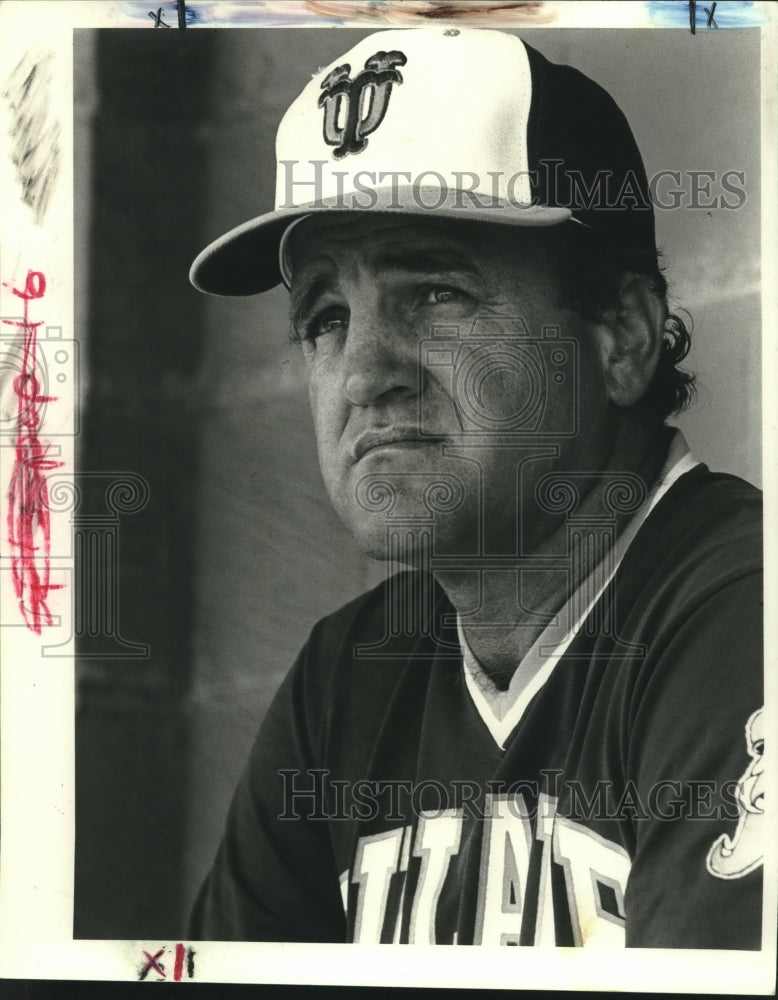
[423,286,464,305]
[305,307,349,341]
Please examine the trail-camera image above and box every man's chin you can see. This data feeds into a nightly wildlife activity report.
[345,507,484,570]
[350,523,434,568]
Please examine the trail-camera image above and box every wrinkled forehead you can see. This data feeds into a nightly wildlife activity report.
[284,212,560,286]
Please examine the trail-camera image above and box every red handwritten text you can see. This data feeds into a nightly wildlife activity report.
[138,943,195,981]
[4,270,63,633]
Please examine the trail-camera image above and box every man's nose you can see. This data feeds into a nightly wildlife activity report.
[342,307,419,407]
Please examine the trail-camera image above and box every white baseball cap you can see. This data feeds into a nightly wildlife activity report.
[190,27,655,296]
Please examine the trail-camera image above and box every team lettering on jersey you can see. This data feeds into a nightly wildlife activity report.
[340,793,630,946]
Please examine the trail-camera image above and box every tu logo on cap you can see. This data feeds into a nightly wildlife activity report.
[318,50,407,159]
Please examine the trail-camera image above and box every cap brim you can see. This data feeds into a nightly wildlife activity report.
[190,188,572,297]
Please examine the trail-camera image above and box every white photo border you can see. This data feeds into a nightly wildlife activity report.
[0,1,775,991]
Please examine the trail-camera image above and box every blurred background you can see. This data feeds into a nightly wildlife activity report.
[73,27,762,938]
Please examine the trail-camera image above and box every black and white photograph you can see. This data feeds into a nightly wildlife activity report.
[0,0,775,992]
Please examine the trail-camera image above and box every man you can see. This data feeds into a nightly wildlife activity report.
[188,28,763,947]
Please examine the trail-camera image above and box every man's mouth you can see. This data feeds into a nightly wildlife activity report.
[351,428,446,462]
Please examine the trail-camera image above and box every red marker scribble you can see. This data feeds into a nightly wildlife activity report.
[4,270,63,633]
[137,944,195,981]
[173,942,185,981]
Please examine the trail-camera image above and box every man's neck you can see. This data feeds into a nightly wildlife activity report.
[434,419,673,690]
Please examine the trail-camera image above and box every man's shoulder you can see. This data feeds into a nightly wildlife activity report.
[286,570,450,736]
[648,463,761,559]
[619,463,762,613]
[671,462,762,511]
[298,569,449,676]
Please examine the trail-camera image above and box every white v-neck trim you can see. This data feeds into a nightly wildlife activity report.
[458,433,700,749]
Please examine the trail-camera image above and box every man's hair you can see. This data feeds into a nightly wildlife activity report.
[558,226,696,420]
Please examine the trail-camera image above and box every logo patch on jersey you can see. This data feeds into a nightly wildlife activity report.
[707,707,764,880]
[318,51,407,159]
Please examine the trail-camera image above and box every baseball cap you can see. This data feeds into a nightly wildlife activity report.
[190,28,656,297]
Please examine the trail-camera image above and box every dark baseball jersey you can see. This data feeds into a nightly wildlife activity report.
[190,463,763,948]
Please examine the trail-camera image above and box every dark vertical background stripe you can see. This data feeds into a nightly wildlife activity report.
[74,29,212,938]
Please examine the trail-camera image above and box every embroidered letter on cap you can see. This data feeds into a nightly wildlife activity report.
[318,50,407,159]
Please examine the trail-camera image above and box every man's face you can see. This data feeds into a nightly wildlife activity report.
[287,214,616,562]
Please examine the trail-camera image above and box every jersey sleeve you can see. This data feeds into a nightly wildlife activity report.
[187,634,347,942]
[625,570,764,949]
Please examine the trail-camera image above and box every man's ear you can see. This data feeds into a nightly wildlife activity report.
[589,273,666,407]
